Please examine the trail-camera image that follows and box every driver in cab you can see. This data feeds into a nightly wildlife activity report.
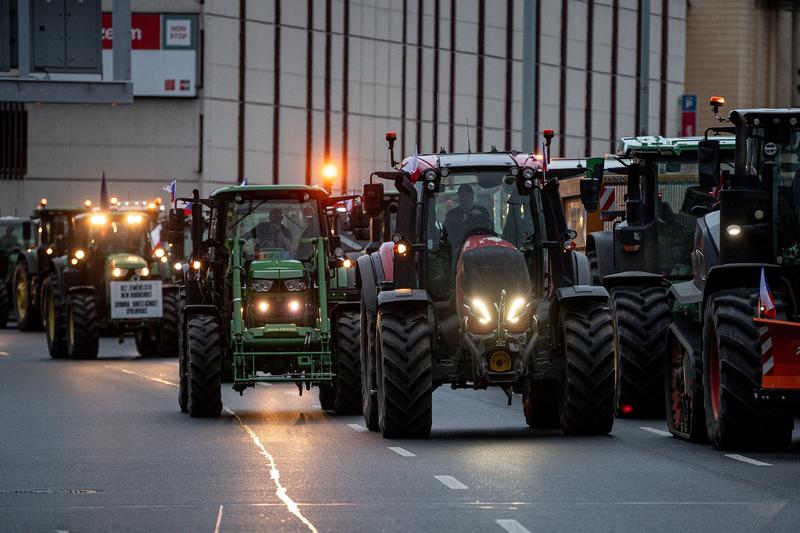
[244,208,293,252]
[444,184,490,249]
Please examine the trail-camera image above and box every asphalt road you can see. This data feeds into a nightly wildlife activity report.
[3,328,800,532]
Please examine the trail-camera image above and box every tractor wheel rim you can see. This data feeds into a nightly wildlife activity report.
[709,325,722,421]
[16,278,27,319]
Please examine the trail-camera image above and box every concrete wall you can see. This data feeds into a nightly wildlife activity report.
[0,0,687,214]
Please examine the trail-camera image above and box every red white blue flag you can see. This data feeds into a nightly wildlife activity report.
[162,180,176,203]
[759,268,777,319]
[404,145,421,183]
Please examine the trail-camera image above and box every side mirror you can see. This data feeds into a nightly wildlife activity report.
[579,156,604,212]
[167,208,185,233]
[363,183,384,218]
[22,221,32,241]
[698,139,721,189]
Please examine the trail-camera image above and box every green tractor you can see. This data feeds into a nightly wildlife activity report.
[42,208,179,359]
[584,136,735,417]
[170,185,360,417]
[14,200,89,331]
[0,217,36,328]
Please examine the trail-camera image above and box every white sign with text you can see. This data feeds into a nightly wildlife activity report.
[110,280,163,319]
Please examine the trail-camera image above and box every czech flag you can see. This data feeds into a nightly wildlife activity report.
[163,180,176,203]
[240,178,248,186]
[759,268,777,319]
[404,145,421,183]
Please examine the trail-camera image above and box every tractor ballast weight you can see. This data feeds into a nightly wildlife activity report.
[174,185,359,418]
[358,136,615,438]
[666,102,800,449]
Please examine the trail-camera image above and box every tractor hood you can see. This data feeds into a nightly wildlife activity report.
[107,253,147,270]
[250,259,306,279]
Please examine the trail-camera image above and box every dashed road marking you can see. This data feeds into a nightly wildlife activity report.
[725,454,772,467]
[496,519,531,533]
[0,351,9,357]
[161,361,179,367]
[116,368,178,388]
[256,382,273,387]
[639,426,671,437]
[284,390,297,397]
[387,446,416,457]
[434,475,468,490]
[347,424,368,432]
[224,407,318,532]
[214,504,224,533]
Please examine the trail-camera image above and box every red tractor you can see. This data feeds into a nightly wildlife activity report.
[357,132,615,438]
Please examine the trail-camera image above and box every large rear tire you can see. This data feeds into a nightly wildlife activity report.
[177,288,188,413]
[611,286,670,418]
[157,287,180,357]
[331,310,362,414]
[67,292,99,360]
[361,296,379,431]
[43,274,68,358]
[187,314,223,418]
[665,325,706,442]
[0,282,9,329]
[587,247,601,285]
[377,305,432,438]
[14,262,40,331]
[559,303,615,435]
[703,289,793,449]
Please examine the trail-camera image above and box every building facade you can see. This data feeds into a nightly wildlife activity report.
[0,0,687,214]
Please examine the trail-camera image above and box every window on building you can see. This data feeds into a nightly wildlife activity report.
[0,102,27,180]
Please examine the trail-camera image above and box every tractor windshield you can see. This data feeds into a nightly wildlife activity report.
[83,213,150,256]
[746,127,800,266]
[0,220,32,252]
[424,170,534,298]
[653,157,721,277]
[225,198,322,261]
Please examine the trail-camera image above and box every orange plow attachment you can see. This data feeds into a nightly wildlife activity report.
[754,318,800,399]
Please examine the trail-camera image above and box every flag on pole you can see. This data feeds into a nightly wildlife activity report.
[541,142,549,174]
[404,145,421,183]
[100,172,109,209]
[162,180,177,203]
[240,178,248,186]
[759,268,777,319]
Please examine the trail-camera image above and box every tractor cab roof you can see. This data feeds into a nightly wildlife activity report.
[617,135,736,157]
[210,184,329,201]
[33,207,88,217]
[401,151,543,174]
[0,216,29,224]
[729,108,800,127]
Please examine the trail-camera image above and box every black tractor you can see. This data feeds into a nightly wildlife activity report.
[584,136,735,418]
[666,100,800,448]
[357,132,614,438]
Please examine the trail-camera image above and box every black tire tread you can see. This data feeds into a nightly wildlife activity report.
[0,282,9,329]
[14,261,40,331]
[332,310,362,414]
[158,288,180,357]
[43,274,68,358]
[187,314,223,418]
[67,292,99,359]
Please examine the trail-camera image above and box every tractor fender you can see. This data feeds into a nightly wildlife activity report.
[587,231,614,281]
[669,280,703,306]
[16,250,38,277]
[357,254,382,317]
[329,301,360,323]
[601,271,664,291]
[572,252,591,286]
[702,263,789,314]
[67,285,96,295]
[376,289,429,309]
[182,304,220,325]
[551,285,610,324]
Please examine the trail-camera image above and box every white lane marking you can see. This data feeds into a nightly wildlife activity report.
[387,446,416,457]
[0,351,9,357]
[284,390,297,397]
[639,426,672,437]
[161,361,179,367]
[347,424,367,433]
[434,475,468,490]
[213,504,224,533]
[257,382,273,387]
[725,454,772,467]
[117,368,178,388]
[224,407,318,533]
[312,403,321,409]
[496,519,531,533]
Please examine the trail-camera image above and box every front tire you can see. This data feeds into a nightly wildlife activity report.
[14,262,40,331]
[187,314,223,418]
[158,287,180,357]
[523,378,560,429]
[67,291,99,360]
[43,274,68,358]
[0,282,9,329]
[361,296,379,431]
[331,310,362,414]
[611,286,670,418]
[177,288,188,413]
[703,289,793,449]
[665,325,706,442]
[377,305,432,438]
[560,303,615,435]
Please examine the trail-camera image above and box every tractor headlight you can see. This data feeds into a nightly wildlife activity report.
[287,299,302,313]
[284,279,307,292]
[136,267,150,277]
[506,297,530,324]
[112,267,127,278]
[726,224,741,237]
[154,248,165,258]
[74,249,85,260]
[251,280,274,292]
[126,213,144,224]
[468,298,493,325]
[174,262,183,271]
[90,214,107,225]
[257,300,270,313]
